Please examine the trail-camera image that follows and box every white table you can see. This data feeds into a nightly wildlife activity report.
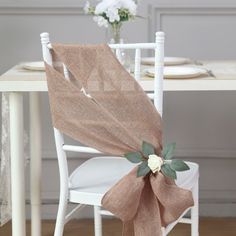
[1,60,236,236]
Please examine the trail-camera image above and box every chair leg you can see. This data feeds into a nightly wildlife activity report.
[94,206,102,236]
[191,178,199,236]
[54,195,68,236]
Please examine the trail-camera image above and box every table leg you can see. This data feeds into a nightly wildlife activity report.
[30,92,42,236]
[9,92,26,236]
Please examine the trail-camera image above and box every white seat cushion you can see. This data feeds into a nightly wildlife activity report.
[176,161,199,190]
[69,157,198,206]
[69,157,135,205]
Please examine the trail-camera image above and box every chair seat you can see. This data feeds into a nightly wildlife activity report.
[176,161,199,189]
[69,156,199,206]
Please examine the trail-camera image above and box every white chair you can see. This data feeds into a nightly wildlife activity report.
[40,32,199,236]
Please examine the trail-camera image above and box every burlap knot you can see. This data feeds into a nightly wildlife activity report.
[45,43,194,236]
[102,167,194,236]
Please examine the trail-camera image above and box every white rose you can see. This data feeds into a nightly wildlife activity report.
[93,16,109,28]
[95,0,114,15]
[95,0,137,16]
[120,0,137,15]
[148,154,163,173]
[106,7,120,23]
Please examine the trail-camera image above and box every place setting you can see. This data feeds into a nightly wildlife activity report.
[141,56,215,79]
[19,57,215,80]
[20,61,45,71]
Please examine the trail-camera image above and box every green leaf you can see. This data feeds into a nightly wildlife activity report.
[162,143,176,160]
[137,161,151,177]
[161,164,177,180]
[124,152,143,163]
[170,160,190,172]
[142,141,155,157]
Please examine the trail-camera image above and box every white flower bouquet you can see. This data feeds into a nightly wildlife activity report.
[84,0,138,43]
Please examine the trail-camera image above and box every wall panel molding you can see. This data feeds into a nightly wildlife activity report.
[149,5,236,40]
[0,6,84,15]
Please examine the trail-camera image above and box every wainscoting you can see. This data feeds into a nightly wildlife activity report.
[149,5,236,59]
[1,0,236,219]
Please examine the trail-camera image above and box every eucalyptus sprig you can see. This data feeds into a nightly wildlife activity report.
[124,141,190,179]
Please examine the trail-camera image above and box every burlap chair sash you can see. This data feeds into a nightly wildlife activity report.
[45,44,193,236]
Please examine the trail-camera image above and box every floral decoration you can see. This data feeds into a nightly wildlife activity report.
[84,0,138,43]
[125,141,190,179]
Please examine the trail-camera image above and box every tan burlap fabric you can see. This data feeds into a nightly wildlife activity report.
[45,43,194,236]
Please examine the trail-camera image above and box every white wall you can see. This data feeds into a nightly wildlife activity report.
[1,0,236,219]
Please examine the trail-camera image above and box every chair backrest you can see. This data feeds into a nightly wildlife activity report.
[40,32,165,189]
[41,32,165,116]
